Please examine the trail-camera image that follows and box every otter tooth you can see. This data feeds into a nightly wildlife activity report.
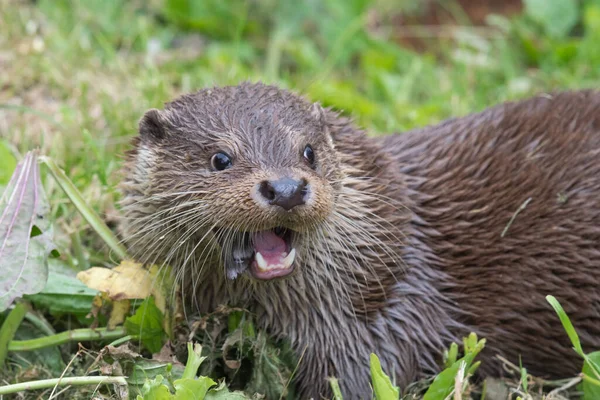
[282,248,296,269]
[255,251,269,270]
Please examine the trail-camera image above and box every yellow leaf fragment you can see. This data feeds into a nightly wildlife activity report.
[77,260,154,300]
[108,298,131,330]
[87,292,131,330]
[77,260,182,337]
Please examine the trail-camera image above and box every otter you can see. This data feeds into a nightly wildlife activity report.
[119,82,600,399]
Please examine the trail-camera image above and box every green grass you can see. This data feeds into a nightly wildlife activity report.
[2,0,600,398]
[3,0,600,263]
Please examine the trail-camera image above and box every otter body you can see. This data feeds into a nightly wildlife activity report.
[120,84,600,399]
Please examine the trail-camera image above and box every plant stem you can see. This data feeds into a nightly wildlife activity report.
[0,376,127,395]
[70,230,90,270]
[182,342,205,380]
[0,302,28,365]
[582,372,600,387]
[328,377,344,400]
[108,334,135,347]
[8,327,127,351]
[39,156,128,260]
[23,310,56,336]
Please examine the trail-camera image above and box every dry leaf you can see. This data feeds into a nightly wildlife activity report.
[77,260,181,337]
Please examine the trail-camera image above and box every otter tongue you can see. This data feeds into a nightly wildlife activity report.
[252,230,287,266]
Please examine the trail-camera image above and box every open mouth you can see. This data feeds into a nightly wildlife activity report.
[224,227,296,281]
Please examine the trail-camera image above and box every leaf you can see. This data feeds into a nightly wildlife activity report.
[162,0,254,40]
[78,261,156,300]
[173,377,216,400]
[77,260,181,337]
[137,375,173,400]
[424,362,461,400]
[445,342,458,367]
[244,331,292,398]
[124,297,167,354]
[204,381,250,399]
[0,140,17,187]
[584,4,600,36]
[370,353,400,400]
[11,316,66,373]
[0,151,55,311]
[103,345,184,393]
[26,259,97,315]
[546,295,584,357]
[328,377,344,400]
[519,358,528,392]
[181,342,206,380]
[423,334,485,400]
[547,296,600,396]
[583,352,600,399]
[523,0,578,38]
[128,359,183,388]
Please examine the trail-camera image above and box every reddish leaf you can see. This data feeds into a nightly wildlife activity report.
[0,151,55,311]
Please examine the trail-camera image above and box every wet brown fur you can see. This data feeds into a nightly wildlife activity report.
[120,83,600,399]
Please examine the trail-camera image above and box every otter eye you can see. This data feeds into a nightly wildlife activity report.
[211,152,232,171]
[303,145,315,168]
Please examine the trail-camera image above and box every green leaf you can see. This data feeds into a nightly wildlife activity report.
[520,365,528,392]
[328,377,344,400]
[584,4,600,35]
[205,381,250,399]
[0,140,16,187]
[173,377,216,400]
[583,351,600,399]
[10,316,66,373]
[370,353,400,400]
[244,331,293,398]
[306,80,380,121]
[227,311,243,333]
[445,342,458,367]
[181,342,206,380]
[423,334,485,400]
[546,295,584,357]
[162,0,254,40]
[25,259,97,315]
[125,297,167,353]
[423,361,461,400]
[0,151,55,311]
[544,298,600,398]
[128,359,182,389]
[137,375,173,400]
[467,361,481,376]
[523,0,578,38]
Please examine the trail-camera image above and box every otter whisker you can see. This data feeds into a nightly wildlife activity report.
[124,207,212,265]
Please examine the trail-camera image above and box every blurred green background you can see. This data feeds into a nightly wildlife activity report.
[1,0,599,264]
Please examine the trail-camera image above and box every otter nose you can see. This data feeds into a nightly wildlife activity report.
[259,178,308,211]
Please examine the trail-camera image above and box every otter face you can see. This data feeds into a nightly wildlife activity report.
[130,83,343,281]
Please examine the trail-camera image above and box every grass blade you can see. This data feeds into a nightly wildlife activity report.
[546,295,584,357]
[39,156,127,260]
[370,353,400,400]
[328,377,344,400]
[0,302,28,365]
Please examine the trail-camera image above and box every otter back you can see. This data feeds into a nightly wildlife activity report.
[383,90,600,379]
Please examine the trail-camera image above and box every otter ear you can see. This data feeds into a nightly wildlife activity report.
[310,102,326,125]
[139,109,167,141]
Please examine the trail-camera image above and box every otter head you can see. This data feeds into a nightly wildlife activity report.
[123,82,344,281]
